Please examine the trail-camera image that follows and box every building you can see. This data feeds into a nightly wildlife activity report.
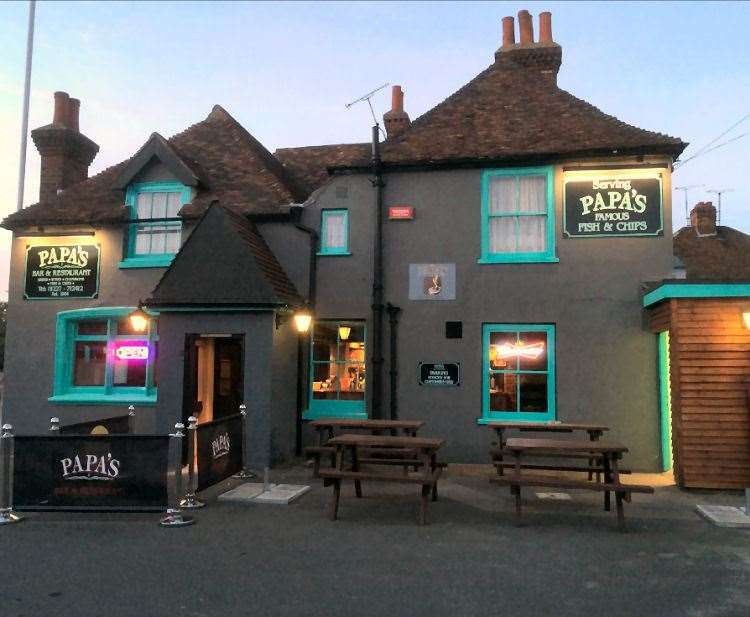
[7,10,746,482]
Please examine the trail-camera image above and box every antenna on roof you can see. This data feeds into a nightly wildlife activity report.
[346,83,389,137]
[707,188,734,225]
[674,185,704,225]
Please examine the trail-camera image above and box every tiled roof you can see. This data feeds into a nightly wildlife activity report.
[2,106,307,229]
[148,202,301,307]
[275,143,370,193]
[333,60,686,169]
[673,225,750,281]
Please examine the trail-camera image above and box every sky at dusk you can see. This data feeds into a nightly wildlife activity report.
[0,1,748,299]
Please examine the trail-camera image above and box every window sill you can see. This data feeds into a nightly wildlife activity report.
[49,393,158,406]
[303,408,368,421]
[119,255,175,269]
[477,255,559,265]
[476,415,554,425]
[316,252,352,257]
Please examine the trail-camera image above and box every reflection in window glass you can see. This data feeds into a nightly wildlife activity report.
[77,321,108,336]
[73,342,107,385]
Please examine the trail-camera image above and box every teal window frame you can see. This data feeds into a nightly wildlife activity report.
[478,323,556,423]
[303,319,367,420]
[479,166,558,264]
[119,181,191,269]
[49,307,159,405]
[318,209,351,256]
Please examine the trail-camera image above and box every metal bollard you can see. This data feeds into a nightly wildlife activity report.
[127,405,136,434]
[160,423,194,528]
[233,403,255,480]
[49,417,60,433]
[0,424,23,525]
[179,416,205,509]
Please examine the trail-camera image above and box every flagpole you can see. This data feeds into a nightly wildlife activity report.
[16,0,36,212]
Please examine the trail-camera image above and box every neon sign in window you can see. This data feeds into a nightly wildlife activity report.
[114,344,149,361]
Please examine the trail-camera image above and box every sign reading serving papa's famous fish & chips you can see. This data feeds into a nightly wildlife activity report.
[563,174,663,238]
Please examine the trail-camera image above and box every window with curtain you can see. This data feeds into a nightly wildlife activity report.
[50,308,159,405]
[482,324,555,422]
[480,167,557,263]
[319,210,350,255]
[120,182,191,268]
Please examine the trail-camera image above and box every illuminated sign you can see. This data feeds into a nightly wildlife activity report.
[115,345,149,361]
[563,174,663,237]
[24,244,100,300]
[496,342,545,360]
[388,206,415,220]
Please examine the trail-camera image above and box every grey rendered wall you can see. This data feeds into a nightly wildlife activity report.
[155,311,277,468]
[3,226,169,434]
[257,222,313,300]
[269,318,300,464]
[302,159,675,470]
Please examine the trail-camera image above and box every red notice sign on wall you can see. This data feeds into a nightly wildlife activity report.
[388,206,415,220]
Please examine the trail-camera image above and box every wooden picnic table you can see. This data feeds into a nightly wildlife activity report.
[318,433,445,525]
[486,421,610,479]
[493,437,652,530]
[309,418,425,444]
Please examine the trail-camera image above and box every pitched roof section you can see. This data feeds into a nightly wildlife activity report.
[112,132,203,189]
[2,106,307,230]
[674,225,750,281]
[333,63,686,170]
[148,202,301,308]
[275,143,370,193]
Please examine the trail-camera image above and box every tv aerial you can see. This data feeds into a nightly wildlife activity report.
[674,185,704,225]
[707,188,734,225]
[346,83,389,136]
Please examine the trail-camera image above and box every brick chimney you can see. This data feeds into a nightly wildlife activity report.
[690,201,718,237]
[383,85,411,140]
[494,10,562,83]
[31,92,99,203]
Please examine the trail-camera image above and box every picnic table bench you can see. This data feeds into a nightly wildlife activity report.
[306,419,427,475]
[486,421,615,480]
[491,438,653,531]
[318,434,445,525]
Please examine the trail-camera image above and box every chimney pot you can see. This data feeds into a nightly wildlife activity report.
[53,91,70,127]
[539,12,553,43]
[67,98,80,132]
[391,85,404,113]
[690,201,718,237]
[502,16,515,48]
[518,10,534,45]
[383,85,411,140]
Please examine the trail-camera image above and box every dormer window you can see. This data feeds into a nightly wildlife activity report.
[119,181,191,269]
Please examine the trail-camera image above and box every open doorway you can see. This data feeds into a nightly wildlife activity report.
[183,334,245,426]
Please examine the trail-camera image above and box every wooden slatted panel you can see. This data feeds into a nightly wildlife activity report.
[648,301,671,333]
[669,298,750,489]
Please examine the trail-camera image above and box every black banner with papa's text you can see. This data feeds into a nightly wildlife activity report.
[13,435,169,511]
[24,244,100,299]
[196,414,243,491]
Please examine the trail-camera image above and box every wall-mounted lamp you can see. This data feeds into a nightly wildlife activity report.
[742,306,750,330]
[338,325,351,341]
[294,308,312,334]
[128,302,150,333]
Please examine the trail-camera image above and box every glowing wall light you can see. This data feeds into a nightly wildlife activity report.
[294,309,312,334]
[338,325,351,341]
[742,305,750,330]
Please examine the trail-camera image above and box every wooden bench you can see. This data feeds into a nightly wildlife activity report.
[320,434,445,525]
[496,438,653,531]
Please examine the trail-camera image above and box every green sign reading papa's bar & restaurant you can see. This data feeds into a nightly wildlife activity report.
[24,244,100,300]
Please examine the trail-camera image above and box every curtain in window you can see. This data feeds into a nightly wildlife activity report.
[133,191,182,255]
[325,213,346,249]
[518,176,547,252]
[488,175,547,254]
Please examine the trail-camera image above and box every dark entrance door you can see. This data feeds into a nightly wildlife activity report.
[212,336,244,420]
[182,334,245,427]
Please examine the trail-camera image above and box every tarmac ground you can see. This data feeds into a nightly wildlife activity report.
[1,465,749,617]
